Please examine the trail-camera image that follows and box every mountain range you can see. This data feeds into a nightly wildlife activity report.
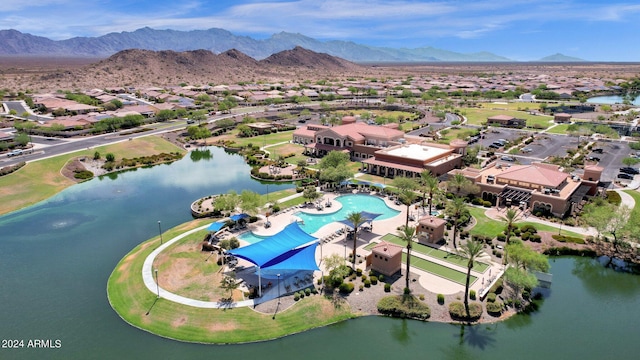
[0,27,585,62]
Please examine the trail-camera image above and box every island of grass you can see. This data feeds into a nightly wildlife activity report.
[107,219,356,344]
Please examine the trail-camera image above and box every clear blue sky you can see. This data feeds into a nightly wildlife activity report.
[2,0,639,61]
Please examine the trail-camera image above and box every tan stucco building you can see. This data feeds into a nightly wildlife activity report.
[450,162,601,218]
[369,241,403,277]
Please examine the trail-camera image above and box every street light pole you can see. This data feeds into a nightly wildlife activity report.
[158,220,163,245]
[154,268,159,298]
[277,274,281,304]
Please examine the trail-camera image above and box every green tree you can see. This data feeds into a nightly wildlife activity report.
[219,272,239,299]
[447,173,478,197]
[420,170,440,215]
[621,157,640,166]
[239,190,261,215]
[504,267,538,301]
[323,253,350,287]
[15,133,30,146]
[392,176,419,226]
[445,197,468,249]
[506,239,550,273]
[155,109,175,122]
[105,153,115,162]
[346,211,366,269]
[302,186,320,203]
[500,208,520,244]
[189,110,208,126]
[456,239,486,319]
[397,225,417,291]
[318,150,350,169]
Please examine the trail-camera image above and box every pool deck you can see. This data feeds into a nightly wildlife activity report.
[237,189,504,296]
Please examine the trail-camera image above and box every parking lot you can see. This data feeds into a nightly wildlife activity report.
[589,141,634,182]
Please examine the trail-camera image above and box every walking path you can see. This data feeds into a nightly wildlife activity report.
[143,189,511,311]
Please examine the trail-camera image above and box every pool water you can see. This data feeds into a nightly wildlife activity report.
[238,194,400,244]
[238,231,270,244]
[295,194,400,235]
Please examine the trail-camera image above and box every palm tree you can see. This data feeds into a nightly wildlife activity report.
[448,173,469,196]
[445,197,468,249]
[397,225,417,291]
[456,239,486,320]
[392,176,419,226]
[420,170,439,215]
[346,211,366,269]
[499,208,521,245]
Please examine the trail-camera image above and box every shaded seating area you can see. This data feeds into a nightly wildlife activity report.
[227,222,319,298]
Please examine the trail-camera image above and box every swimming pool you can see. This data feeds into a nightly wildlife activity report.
[237,231,270,244]
[238,194,400,244]
[295,194,400,235]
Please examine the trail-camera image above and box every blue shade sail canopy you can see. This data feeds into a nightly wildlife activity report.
[228,222,318,269]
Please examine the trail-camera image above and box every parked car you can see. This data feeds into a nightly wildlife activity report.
[592,148,604,154]
[587,156,600,161]
[501,156,515,162]
[522,148,533,153]
[617,173,635,180]
[620,167,639,174]
[489,144,501,149]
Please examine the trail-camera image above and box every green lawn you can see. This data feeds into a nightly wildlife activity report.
[546,124,570,134]
[364,238,478,285]
[0,136,184,216]
[225,129,296,148]
[461,107,554,129]
[404,253,476,285]
[379,234,490,272]
[622,190,640,238]
[108,219,355,344]
[468,206,585,239]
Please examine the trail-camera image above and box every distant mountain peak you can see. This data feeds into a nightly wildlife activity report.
[538,53,586,62]
[0,27,517,62]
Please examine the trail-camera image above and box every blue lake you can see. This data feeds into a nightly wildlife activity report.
[1,145,639,359]
[587,93,640,105]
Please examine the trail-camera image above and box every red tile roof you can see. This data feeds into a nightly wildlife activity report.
[497,164,568,188]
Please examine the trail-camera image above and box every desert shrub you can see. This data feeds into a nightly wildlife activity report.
[483,200,492,207]
[356,268,363,276]
[294,293,300,301]
[530,234,542,243]
[370,276,378,285]
[606,191,622,206]
[520,224,537,234]
[448,301,482,321]
[364,279,371,287]
[552,234,585,244]
[486,292,497,303]
[521,231,531,241]
[378,274,384,282]
[384,283,391,292]
[486,301,504,315]
[489,278,503,294]
[437,294,445,305]
[304,288,311,296]
[497,234,506,242]
[377,295,431,320]
[543,247,597,257]
[74,170,93,180]
[298,291,305,299]
[469,290,476,300]
[359,284,364,291]
[404,287,411,295]
[361,275,367,282]
[339,282,355,294]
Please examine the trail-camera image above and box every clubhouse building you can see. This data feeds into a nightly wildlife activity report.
[293,116,467,178]
[449,162,603,217]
